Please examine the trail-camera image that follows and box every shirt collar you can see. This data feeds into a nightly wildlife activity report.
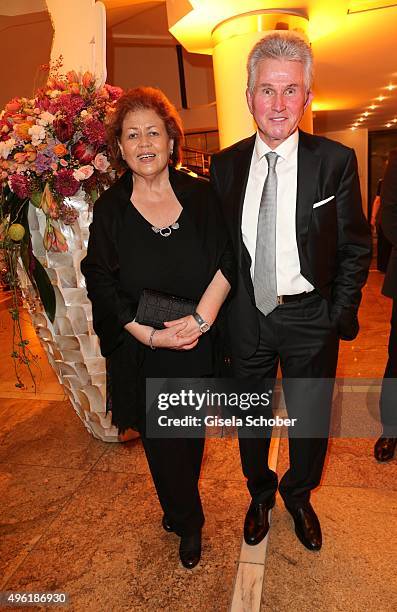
[254,129,299,162]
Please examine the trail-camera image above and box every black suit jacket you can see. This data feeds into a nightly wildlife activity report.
[381,150,397,299]
[210,130,372,358]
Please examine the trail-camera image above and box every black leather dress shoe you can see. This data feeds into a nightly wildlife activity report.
[244,495,276,546]
[286,503,322,551]
[179,531,201,569]
[162,515,174,533]
[374,437,397,462]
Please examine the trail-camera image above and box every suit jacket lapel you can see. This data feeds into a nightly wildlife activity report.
[232,135,256,299]
[296,130,321,251]
[230,135,255,251]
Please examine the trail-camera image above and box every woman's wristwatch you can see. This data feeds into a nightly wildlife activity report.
[193,312,211,333]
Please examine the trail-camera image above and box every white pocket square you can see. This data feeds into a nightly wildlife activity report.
[313,195,335,208]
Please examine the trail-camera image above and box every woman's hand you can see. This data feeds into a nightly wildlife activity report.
[164,315,201,339]
[153,320,201,350]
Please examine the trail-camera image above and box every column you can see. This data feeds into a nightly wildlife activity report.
[167,4,313,148]
[45,0,107,85]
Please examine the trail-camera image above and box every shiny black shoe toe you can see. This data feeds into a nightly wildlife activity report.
[162,515,174,533]
[374,437,397,462]
[179,531,201,569]
[244,495,275,546]
[286,503,322,551]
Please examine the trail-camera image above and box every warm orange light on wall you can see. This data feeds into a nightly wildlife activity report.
[167,0,352,54]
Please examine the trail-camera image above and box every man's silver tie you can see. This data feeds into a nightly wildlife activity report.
[254,151,279,316]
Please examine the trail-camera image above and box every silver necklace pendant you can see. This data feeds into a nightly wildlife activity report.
[151,221,180,237]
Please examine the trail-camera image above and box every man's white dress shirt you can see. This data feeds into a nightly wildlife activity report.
[241,130,314,296]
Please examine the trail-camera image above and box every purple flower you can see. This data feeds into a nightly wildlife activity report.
[9,173,31,199]
[35,151,54,173]
[54,169,79,197]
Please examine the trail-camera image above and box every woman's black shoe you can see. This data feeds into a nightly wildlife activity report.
[162,515,174,532]
[179,531,201,569]
[374,437,397,462]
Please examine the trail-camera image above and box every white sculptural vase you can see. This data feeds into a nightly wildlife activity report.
[17,191,119,442]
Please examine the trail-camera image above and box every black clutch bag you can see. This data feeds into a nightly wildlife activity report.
[135,289,197,329]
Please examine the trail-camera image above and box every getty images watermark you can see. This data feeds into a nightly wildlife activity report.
[145,377,392,439]
[145,378,301,438]
[156,388,297,429]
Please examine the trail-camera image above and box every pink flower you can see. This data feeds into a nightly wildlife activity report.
[41,183,59,219]
[83,118,106,147]
[73,164,94,181]
[43,221,68,252]
[59,159,68,167]
[54,169,79,197]
[9,173,31,199]
[72,141,96,163]
[93,152,110,173]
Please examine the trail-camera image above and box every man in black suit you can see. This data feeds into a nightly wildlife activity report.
[374,150,397,461]
[210,32,371,551]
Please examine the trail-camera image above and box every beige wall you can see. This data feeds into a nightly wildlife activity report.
[0,7,217,133]
[319,128,368,216]
[109,43,217,132]
[112,44,181,102]
[0,12,53,108]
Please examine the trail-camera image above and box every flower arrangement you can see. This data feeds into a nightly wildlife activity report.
[0,60,122,251]
[0,60,123,387]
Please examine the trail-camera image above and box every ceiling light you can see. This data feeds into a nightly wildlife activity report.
[363,112,370,117]
[393,118,397,124]
[369,105,378,110]
[387,84,396,91]
[377,95,386,101]
[385,123,392,128]
[350,127,356,131]
[358,117,365,122]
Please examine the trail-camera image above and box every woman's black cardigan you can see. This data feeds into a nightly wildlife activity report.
[80,166,235,430]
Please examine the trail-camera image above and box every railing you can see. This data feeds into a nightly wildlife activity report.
[182,146,212,177]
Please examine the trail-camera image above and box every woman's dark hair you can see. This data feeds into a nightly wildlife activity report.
[106,86,184,170]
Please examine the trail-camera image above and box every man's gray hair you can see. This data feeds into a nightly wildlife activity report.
[247,31,313,93]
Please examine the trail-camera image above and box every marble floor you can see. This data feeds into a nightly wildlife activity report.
[0,270,396,611]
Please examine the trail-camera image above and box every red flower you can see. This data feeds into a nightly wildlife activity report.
[104,84,123,101]
[36,92,51,111]
[53,117,74,143]
[5,98,22,113]
[0,118,11,141]
[83,118,106,147]
[71,141,96,164]
[51,93,85,118]
[10,173,31,199]
[54,169,79,197]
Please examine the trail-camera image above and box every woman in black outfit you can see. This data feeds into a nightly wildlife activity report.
[81,87,233,569]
